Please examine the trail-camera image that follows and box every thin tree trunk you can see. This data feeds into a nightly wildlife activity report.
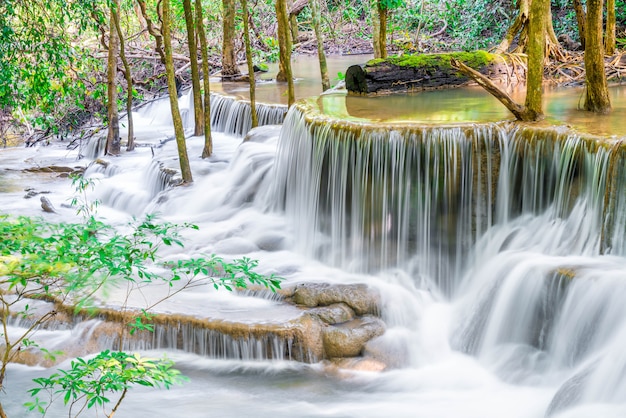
[133,3,150,41]
[573,0,586,50]
[196,0,213,158]
[606,0,616,55]
[242,0,258,129]
[222,0,240,77]
[276,0,295,106]
[524,0,548,120]
[377,1,388,59]
[112,5,135,151]
[137,0,165,63]
[183,0,204,136]
[371,0,382,58]
[163,0,193,182]
[106,2,121,156]
[584,0,611,113]
[289,0,299,43]
[311,0,330,91]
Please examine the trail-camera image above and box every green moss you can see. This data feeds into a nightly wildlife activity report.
[366,50,498,70]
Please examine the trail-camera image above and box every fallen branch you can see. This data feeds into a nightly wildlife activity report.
[450,57,531,121]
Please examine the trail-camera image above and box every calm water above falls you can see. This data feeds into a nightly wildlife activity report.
[1,77,626,418]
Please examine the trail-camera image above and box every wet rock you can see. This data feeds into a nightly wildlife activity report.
[293,282,380,316]
[290,313,325,361]
[322,315,385,358]
[309,303,355,325]
[24,189,50,199]
[40,196,57,213]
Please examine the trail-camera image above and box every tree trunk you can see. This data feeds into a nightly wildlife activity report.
[222,0,240,77]
[183,0,204,136]
[573,0,586,50]
[495,0,563,60]
[133,3,150,41]
[106,2,121,156]
[288,0,299,43]
[276,0,295,106]
[605,0,616,55]
[494,0,529,54]
[112,4,135,151]
[137,0,165,63]
[311,0,330,91]
[196,0,213,158]
[242,0,257,129]
[584,0,611,113]
[163,0,193,182]
[371,0,382,58]
[523,0,547,120]
[377,1,388,59]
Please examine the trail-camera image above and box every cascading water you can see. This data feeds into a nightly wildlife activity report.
[2,87,626,418]
[273,105,625,296]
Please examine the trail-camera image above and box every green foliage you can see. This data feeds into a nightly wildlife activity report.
[443,0,514,50]
[0,0,107,131]
[27,350,187,417]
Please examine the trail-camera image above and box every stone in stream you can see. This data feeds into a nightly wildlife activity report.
[40,196,57,213]
[292,282,380,316]
[322,315,386,358]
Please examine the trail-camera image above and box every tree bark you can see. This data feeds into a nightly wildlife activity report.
[495,0,563,60]
[106,1,121,156]
[573,0,586,50]
[242,0,258,129]
[311,0,330,91]
[196,0,213,158]
[371,0,382,58]
[377,1,388,59]
[494,0,529,54]
[183,0,204,136]
[605,0,616,55]
[222,0,240,77]
[288,0,299,43]
[276,0,295,106]
[112,4,135,151]
[163,0,193,182]
[584,0,611,113]
[137,0,165,63]
[524,0,548,120]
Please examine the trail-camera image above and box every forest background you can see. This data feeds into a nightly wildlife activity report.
[1,0,625,149]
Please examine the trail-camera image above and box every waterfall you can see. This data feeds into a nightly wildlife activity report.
[273,105,626,296]
[210,93,287,136]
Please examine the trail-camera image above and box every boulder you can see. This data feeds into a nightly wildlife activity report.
[292,282,380,316]
[322,315,385,358]
[309,303,355,325]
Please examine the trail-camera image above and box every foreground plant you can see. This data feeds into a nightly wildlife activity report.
[26,351,186,417]
[0,211,281,418]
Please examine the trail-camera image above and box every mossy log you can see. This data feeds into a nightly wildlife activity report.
[346,51,518,95]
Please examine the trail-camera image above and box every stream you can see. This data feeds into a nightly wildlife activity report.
[1,59,626,418]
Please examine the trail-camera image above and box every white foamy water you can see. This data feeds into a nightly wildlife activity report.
[1,91,626,418]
